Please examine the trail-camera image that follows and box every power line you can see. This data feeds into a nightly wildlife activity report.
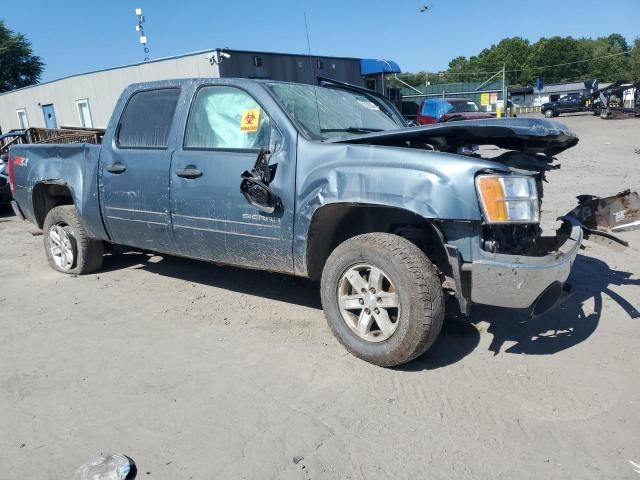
[526,50,627,72]
[411,50,628,77]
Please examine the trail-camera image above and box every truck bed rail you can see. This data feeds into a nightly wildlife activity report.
[0,127,105,155]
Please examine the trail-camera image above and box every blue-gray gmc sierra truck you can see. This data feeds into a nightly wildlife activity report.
[8,77,584,366]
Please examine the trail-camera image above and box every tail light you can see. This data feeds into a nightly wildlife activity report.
[7,155,15,193]
[7,154,25,193]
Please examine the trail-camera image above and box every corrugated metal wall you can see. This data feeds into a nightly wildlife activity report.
[0,52,220,131]
[0,50,366,133]
[218,51,363,86]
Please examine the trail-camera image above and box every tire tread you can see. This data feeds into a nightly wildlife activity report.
[43,205,103,275]
[321,232,444,367]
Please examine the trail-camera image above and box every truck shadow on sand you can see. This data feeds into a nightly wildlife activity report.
[395,254,638,371]
[475,254,639,356]
[101,251,638,370]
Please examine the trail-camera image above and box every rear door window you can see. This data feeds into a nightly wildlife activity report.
[117,88,180,148]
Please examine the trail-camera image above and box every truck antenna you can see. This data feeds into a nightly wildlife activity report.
[304,12,322,136]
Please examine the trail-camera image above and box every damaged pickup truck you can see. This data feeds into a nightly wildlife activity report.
[8,78,596,366]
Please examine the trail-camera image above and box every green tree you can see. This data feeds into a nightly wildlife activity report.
[527,36,586,83]
[0,20,44,93]
[588,34,630,81]
[401,34,635,88]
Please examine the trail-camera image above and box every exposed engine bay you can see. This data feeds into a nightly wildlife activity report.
[335,118,637,255]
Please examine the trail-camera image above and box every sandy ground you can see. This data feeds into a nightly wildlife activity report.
[1,113,640,480]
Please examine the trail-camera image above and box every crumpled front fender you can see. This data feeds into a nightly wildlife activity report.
[292,140,509,275]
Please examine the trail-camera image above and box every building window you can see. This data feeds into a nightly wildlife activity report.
[365,78,377,91]
[316,59,324,70]
[253,56,263,67]
[117,88,181,149]
[76,99,93,128]
[16,109,29,129]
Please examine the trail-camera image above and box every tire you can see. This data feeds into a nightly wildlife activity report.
[43,205,103,274]
[544,109,554,118]
[320,233,444,367]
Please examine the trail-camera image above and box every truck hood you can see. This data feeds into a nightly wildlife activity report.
[330,118,578,156]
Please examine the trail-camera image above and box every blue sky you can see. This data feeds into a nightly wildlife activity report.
[3,0,639,82]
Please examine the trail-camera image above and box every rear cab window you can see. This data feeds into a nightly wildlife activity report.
[117,88,181,149]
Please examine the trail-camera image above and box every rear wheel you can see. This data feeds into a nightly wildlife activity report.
[43,205,103,274]
[320,233,444,367]
[544,109,554,118]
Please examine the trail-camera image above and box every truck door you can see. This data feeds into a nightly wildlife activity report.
[170,84,295,272]
[565,95,581,112]
[100,88,181,252]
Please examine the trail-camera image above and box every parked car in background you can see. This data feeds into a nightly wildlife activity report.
[416,98,494,124]
[541,93,589,117]
[9,78,586,367]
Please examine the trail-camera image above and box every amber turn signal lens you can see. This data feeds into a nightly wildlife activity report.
[476,176,508,222]
[476,174,539,223]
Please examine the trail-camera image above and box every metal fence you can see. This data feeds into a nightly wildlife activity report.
[398,80,507,120]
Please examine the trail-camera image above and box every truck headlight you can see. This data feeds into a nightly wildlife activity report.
[476,174,539,223]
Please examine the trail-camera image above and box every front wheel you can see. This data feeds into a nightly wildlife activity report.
[544,109,554,118]
[43,205,103,274]
[320,233,444,367]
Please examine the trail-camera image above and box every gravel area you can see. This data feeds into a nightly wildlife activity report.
[1,112,639,479]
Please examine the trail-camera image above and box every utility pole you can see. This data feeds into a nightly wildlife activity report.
[503,63,508,118]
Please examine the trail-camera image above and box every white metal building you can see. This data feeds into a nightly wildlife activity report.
[0,48,397,132]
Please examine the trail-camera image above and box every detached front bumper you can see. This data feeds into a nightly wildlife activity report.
[468,217,583,313]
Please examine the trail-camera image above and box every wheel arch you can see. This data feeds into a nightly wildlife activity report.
[304,202,451,282]
[32,180,76,229]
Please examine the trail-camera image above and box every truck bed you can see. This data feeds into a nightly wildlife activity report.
[9,143,108,240]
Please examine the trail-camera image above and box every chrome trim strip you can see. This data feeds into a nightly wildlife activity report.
[172,213,280,228]
[106,206,167,216]
[106,216,167,226]
[173,224,279,240]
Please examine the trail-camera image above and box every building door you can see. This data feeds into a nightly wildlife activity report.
[99,88,182,253]
[170,85,294,272]
[42,104,57,128]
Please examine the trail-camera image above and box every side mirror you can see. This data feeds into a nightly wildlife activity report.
[240,177,281,214]
[240,148,282,214]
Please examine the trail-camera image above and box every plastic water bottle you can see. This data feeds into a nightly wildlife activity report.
[72,454,135,480]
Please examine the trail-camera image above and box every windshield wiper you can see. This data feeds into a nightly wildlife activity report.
[320,127,384,134]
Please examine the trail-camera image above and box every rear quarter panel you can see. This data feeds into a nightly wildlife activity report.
[9,144,108,240]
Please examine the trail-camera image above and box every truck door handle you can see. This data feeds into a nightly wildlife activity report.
[176,166,203,179]
[107,163,126,174]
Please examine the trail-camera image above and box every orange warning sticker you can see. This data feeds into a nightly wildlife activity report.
[240,109,261,132]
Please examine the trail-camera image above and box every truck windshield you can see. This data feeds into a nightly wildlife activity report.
[266,83,402,141]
